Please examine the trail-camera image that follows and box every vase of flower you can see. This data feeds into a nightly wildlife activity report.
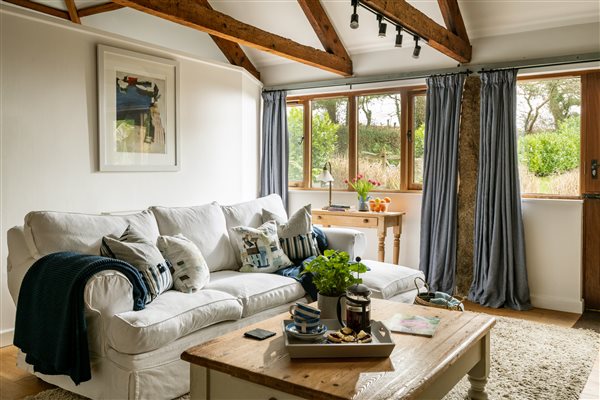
[345,174,381,212]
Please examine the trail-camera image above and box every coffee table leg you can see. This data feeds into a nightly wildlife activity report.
[467,333,490,400]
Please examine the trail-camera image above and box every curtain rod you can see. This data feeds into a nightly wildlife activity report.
[263,52,600,92]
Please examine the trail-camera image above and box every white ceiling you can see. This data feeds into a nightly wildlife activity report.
[9,0,600,74]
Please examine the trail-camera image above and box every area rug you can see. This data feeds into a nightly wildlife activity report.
[24,316,599,400]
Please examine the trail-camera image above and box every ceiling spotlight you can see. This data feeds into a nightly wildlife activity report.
[395,26,403,48]
[350,0,359,29]
[377,15,387,37]
[412,36,421,59]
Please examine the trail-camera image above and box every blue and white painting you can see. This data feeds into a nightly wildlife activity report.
[115,71,166,154]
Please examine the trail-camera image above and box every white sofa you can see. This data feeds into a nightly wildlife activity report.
[6,194,424,399]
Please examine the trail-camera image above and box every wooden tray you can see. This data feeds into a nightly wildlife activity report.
[282,319,395,358]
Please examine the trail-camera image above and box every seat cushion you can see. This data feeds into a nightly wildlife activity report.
[23,210,159,259]
[150,203,237,272]
[221,194,288,266]
[108,289,242,354]
[204,271,305,317]
[360,260,425,300]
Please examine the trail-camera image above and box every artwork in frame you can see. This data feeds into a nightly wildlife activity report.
[98,45,179,171]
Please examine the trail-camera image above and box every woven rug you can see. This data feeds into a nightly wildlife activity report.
[25,316,599,400]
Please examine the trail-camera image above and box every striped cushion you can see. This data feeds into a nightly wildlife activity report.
[101,225,173,302]
[279,233,320,262]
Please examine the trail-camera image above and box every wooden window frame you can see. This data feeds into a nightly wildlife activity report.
[516,70,594,200]
[407,89,427,190]
[287,85,426,192]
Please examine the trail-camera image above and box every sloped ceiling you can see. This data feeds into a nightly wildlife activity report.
[4,0,600,84]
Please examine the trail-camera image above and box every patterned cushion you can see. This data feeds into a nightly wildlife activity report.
[231,220,293,273]
[156,234,210,293]
[101,225,173,302]
[263,204,320,263]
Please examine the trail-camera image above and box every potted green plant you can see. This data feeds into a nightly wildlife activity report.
[303,250,368,318]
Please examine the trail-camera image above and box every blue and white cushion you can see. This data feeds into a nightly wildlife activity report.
[232,220,293,273]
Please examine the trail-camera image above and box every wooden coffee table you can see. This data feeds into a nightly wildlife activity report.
[182,299,495,400]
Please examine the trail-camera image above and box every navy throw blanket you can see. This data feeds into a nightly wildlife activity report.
[276,256,318,301]
[14,252,148,385]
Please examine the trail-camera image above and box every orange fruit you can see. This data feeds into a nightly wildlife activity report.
[384,197,392,203]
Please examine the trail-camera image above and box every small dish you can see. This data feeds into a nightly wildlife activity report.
[285,322,328,341]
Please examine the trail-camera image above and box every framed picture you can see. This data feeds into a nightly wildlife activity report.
[98,45,179,171]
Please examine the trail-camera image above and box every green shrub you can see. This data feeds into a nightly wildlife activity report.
[519,117,580,177]
[414,124,425,159]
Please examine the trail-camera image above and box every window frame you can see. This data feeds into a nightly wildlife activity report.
[287,85,426,192]
[516,71,588,200]
[407,89,427,190]
[286,101,306,188]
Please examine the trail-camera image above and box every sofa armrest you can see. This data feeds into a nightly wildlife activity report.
[84,271,135,356]
[320,227,367,259]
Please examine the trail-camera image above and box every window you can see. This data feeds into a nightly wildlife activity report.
[287,87,425,192]
[357,94,402,190]
[311,98,349,190]
[287,104,304,186]
[517,76,581,197]
[408,92,426,188]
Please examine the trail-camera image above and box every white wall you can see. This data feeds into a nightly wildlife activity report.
[290,191,583,314]
[0,8,262,345]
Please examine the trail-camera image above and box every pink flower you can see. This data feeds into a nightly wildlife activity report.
[344,179,349,184]
[357,174,363,179]
[352,178,357,183]
[377,181,382,186]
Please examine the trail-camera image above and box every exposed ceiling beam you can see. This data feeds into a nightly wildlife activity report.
[64,0,80,24]
[297,0,350,63]
[437,0,470,43]
[361,0,471,63]
[79,3,125,17]
[2,0,69,19]
[197,0,260,80]
[111,0,353,76]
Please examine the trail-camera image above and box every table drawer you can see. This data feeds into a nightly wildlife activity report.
[313,214,379,228]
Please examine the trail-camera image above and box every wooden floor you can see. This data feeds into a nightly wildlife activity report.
[0,302,596,400]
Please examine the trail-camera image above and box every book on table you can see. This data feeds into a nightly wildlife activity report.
[384,314,441,338]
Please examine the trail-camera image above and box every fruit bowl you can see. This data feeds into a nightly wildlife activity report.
[369,196,391,212]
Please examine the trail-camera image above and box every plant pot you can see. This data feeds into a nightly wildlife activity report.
[318,293,345,320]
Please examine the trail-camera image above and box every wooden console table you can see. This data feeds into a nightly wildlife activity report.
[311,209,405,264]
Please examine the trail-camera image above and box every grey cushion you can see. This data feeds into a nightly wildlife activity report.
[101,225,173,302]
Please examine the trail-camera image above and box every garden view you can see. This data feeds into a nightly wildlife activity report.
[288,76,580,196]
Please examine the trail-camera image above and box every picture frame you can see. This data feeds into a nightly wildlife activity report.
[97,45,179,171]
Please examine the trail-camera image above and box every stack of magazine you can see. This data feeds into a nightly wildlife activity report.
[325,204,351,212]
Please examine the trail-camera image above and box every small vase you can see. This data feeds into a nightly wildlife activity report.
[357,195,370,212]
[317,293,344,319]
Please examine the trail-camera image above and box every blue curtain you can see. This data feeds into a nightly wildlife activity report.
[419,74,466,294]
[469,70,532,310]
[260,90,289,209]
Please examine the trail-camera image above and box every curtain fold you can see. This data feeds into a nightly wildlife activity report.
[469,69,532,310]
[419,74,466,294]
[260,90,289,209]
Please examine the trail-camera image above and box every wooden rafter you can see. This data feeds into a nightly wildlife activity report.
[2,0,69,19]
[361,0,471,63]
[79,3,125,17]
[297,0,350,63]
[64,0,80,24]
[111,0,353,76]
[197,0,260,80]
[437,0,470,43]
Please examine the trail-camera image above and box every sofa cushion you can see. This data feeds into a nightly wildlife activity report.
[150,203,236,272]
[23,210,159,259]
[263,204,320,263]
[232,221,293,273]
[221,194,288,266]
[109,289,242,354]
[157,234,210,293]
[101,225,173,302]
[360,260,425,300]
[204,271,305,317]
